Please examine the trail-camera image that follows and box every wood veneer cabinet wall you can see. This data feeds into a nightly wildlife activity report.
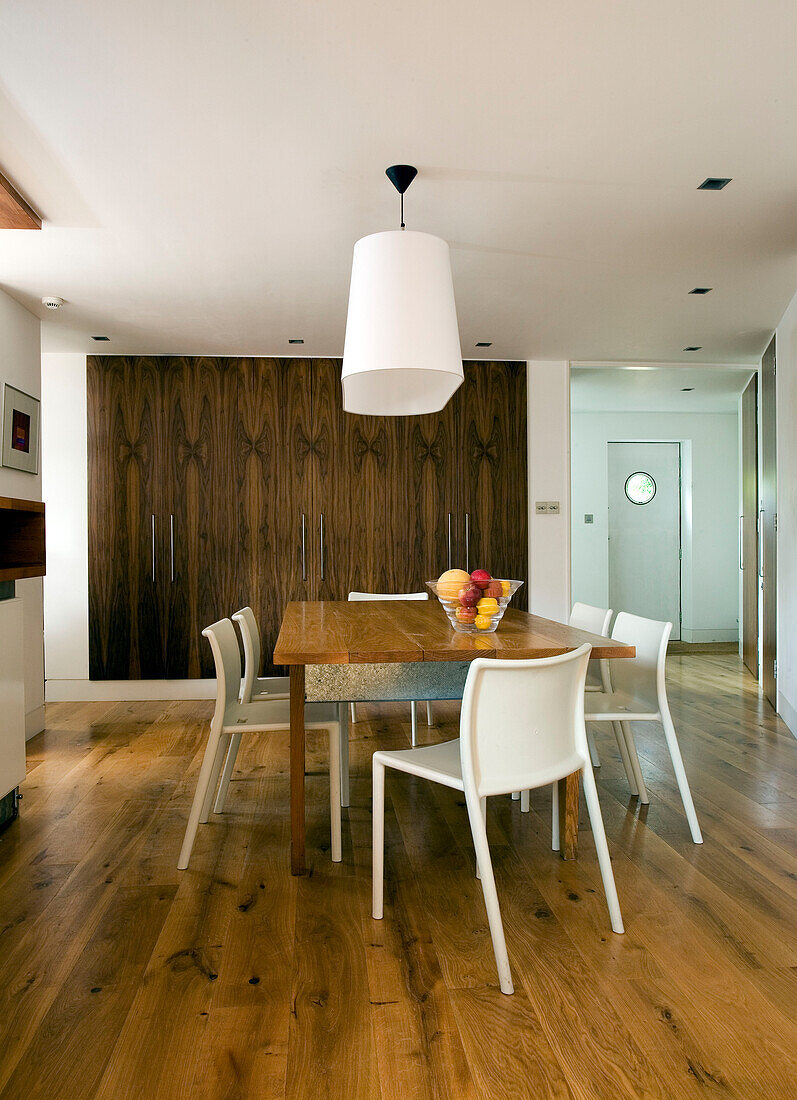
[87,356,527,679]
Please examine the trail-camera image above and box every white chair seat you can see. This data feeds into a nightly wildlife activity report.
[222,698,339,732]
[584,690,659,722]
[374,738,464,789]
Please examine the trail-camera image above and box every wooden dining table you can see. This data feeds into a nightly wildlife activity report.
[273,599,635,875]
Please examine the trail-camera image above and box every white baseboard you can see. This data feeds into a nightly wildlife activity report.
[777,692,797,740]
[44,676,289,703]
[679,628,739,643]
[25,705,45,739]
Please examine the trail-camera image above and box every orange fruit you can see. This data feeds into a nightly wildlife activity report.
[437,568,470,600]
[475,614,492,630]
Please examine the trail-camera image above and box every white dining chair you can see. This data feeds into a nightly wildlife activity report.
[569,602,613,771]
[178,618,342,869]
[583,612,703,844]
[372,644,624,995]
[347,591,436,746]
[212,607,350,813]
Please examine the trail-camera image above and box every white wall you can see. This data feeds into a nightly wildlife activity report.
[571,411,739,642]
[527,361,571,622]
[775,295,797,734]
[0,289,44,736]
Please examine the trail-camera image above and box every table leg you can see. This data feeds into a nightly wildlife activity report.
[290,664,306,875]
[558,771,580,859]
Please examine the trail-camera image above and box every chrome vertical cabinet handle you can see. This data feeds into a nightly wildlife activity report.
[759,509,765,578]
[170,515,175,582]
[464,513,470,573]
[301,513,306,582]
[320,513,325,581]
[447,513,452,571]
[151,515,156,582]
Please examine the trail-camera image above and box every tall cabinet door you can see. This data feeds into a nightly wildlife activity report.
[455,361,528,607]
[161,357,241,678]
[389,407,459,589]
[239,358,315,676]
[310,358,394,598]
[87,356,166,678]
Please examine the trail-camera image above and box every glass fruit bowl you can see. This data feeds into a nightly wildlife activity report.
[426,579,524,633]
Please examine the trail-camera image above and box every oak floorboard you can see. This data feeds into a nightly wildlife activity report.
[0,655,795,1098]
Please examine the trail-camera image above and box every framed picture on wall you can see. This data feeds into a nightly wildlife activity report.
[2,384,40,475]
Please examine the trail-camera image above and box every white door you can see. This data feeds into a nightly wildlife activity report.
[608,442,681,639]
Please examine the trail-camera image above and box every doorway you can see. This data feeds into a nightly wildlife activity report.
[607,442,682,637]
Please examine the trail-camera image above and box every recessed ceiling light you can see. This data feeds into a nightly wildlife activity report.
[697,178,732,190]
[288,338,304,345]
[92,335,110,341]
[689,288,712,295]
[683,346,702,351]
[475,341,492,348]
[681,387,695,391]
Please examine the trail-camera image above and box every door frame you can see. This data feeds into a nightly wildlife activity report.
[607,439,683,638]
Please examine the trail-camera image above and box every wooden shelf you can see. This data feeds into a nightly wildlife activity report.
[0,497,45,581]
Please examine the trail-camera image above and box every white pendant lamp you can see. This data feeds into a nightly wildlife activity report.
[341,165,463,416]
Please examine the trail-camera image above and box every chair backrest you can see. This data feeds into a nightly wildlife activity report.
[570,602,613,690]
[459,644,592,798]
[610,612,671,708]
[232,606,260,703]
[348,591,429,601]
[569,602,612,636]
[202,618,242,728]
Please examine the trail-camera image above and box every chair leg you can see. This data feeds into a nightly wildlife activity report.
[511,791,520,801]
[586,726,601,767]
[338,703,350,808]
[581,765,624,934]
[372,759,386,919]
[178,724,224,870]
[328,725,342,863]
[213,732,242,814]
[350,702,357,724]
[476,796,487,879]
[612,721,639,797]
[410,701,418,747]
[620,721,649,804]
[551,781,560,851]
[467,792,513,994]
[200,731,231,823]
[426,701,436,727]
[660,706,703,844]
[520,790,530,813]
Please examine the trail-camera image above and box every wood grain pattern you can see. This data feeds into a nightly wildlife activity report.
[238,358,315,677]
[2,655,795,1096]
[455,362,528,608]
[87,357,529,680]
[0,170,41,230]
[273,600,634,666]
[87,356,165,678]
[0,499,45,581]
[161,357,241,677]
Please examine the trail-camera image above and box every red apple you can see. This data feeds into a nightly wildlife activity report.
[458,583,481,608]
[456,606,477,624]
[485,579,503,599]
[470,569,492,590]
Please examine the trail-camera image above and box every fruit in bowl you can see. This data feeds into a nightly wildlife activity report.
[427,569,524,634]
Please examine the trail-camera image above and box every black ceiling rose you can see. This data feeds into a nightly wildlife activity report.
[385,165,417,194]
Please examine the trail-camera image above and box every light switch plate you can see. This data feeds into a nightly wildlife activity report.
[584,513,594,524]
[535,501,561,514]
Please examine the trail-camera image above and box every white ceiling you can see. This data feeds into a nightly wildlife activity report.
[1,2,796,361]
[571,365,754,413]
